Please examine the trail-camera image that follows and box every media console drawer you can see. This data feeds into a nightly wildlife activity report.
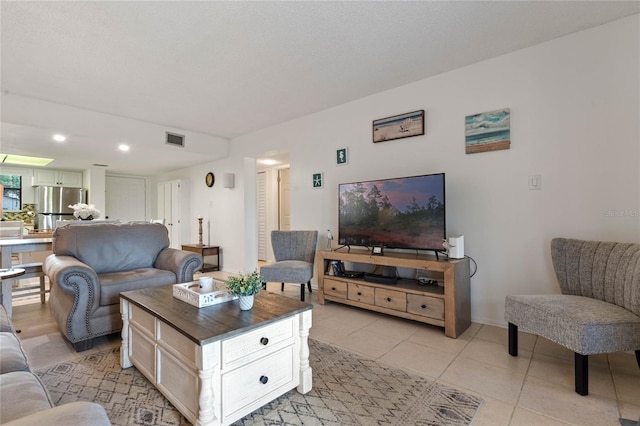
[406,294,445,320]
[324,278,347,299]
[348,283,375,304]
[375,288,406,312]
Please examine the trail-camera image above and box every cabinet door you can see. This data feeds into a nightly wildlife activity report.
[32,169,82,187]
[32,169,58,186]
[59,171,83,187]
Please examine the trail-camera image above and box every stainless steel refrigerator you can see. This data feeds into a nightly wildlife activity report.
[35,186,87,230]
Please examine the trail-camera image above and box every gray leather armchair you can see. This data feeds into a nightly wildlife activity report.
[44,222,202,351]
[505,238,640,395]
[260,230,318,301]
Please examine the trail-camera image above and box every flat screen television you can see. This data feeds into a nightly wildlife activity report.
[338,173,445,252]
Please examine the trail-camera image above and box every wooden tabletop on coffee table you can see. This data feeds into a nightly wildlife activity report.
[120,285,312,346]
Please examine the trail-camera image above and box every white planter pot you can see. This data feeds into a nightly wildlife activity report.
[239,295,254,310]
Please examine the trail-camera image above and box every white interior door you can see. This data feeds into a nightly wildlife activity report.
[106,175,147,222]
[279,168,290,231]
[158,180,183,249]
[257,172,267,261]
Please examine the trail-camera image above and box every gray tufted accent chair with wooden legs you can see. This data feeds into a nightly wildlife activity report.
[505,238,640,396]
[260,230,318,302]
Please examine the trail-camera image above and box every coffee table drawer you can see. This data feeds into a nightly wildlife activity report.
[130,304,156,338]
[222,345,295,423]
[158,320,197,364]
[222,316,295,368]
[157,346,199,420]
[129,326,156,382]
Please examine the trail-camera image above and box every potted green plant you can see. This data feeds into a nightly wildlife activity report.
[225,269,263,310]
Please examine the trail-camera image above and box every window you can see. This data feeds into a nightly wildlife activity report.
[0,174,22,211]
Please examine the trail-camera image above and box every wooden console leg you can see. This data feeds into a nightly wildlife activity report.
[635,350,640,369]
[508,323,518,356]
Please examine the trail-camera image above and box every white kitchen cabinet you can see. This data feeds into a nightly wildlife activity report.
[32,169,83,187]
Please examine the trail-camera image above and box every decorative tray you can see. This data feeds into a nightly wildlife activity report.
[172,281,237,308]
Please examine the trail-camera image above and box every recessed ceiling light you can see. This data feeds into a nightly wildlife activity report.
[259,159,278,165]
[118,144,130,152]
[52,134,66,142]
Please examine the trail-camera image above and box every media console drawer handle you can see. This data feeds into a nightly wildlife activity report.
[259,375,269,384]
[357,292,362,296]
[386,297,392,302]
[331,287,336,291]
[260,337,269,345]
[421,304,427,309]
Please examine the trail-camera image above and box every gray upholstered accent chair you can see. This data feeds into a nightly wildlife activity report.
[260,230,318,302]
[505,238,640,396]
[44,222,202,351]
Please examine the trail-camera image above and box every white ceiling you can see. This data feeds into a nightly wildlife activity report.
[1,1,638,175]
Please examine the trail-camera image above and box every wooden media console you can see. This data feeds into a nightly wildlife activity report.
[317,249,471,338]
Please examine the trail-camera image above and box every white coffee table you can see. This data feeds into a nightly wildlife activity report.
[120,285,312,426]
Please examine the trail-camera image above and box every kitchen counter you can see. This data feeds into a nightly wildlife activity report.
[25,231,54,239]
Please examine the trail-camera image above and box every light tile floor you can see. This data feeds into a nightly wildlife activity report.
[11,278,640,426]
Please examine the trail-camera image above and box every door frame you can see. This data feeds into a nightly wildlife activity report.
[256,165,290,263]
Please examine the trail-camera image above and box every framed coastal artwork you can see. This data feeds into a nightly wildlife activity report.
[373,110,425,143]
[465,108,511,154]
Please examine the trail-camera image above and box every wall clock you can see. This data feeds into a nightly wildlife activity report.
[205,172,215,187]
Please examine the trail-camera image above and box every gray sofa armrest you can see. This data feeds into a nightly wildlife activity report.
[4,401,111,426]
[155,248,203,282]
[43,255,101,343]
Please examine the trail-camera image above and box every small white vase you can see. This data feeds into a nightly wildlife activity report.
[239,295,254,310]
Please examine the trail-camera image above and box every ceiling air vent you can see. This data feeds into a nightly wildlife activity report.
[166,132,185,148]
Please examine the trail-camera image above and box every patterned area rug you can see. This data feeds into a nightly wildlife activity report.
[36,339,482,425]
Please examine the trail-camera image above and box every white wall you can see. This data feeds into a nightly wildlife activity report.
[165,15,640,326]
[157,155,250,273]
[84,165,106,215]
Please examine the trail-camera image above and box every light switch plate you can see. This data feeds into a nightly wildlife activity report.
[529,174,541,190]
